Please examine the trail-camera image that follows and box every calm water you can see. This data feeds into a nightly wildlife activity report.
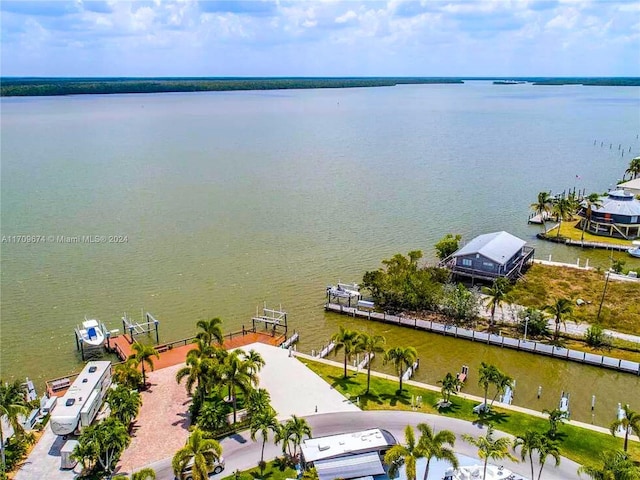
[2,83,639,427]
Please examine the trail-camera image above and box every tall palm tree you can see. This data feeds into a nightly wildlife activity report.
[80,417,129,475]
[478,362,500,412]
[221,350,257,424]
[463,425,516,480]
[489,371,514,408]
[610,404,640,452]
[331,326,361,378]
[172,427,223,480]
[244,349,265,376]
[113,358,143,390]
[195,317,224,347]
[437,372,462,405]
[129,342,160,387]
[0,380,29,470]
[384,425,422,480]
[106,385,142,426]
[416,423,459,480]
[513,430,543,480]
[482,278,511,329]
[536,435,561,480]
[578,450,640,480]
[277,415,312,459]
[384,345,418,393]
[250,407,280,470]
[580,193,603,242]
[625,156,640,180]
[176,350,215,404]
[543,298,574,342]
[356,332,386,394]
[531,191,553,233]
[552,197,575,238]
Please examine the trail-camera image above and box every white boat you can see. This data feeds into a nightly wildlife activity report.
[78,318,105,347]
[559,393,570,418]
[616,403,626,434]
[444,464,524,480]
[628,241,640,258]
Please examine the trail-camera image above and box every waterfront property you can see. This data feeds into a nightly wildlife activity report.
[579,190,640,240]
[618,178,640,197]
[443,231,535,282]
[300,428,397,480]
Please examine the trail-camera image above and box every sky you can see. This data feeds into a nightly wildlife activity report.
[1,0,639,77]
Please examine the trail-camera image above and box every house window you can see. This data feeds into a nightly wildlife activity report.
[462,259,473,267]
[483,261,494,268]
[632,216,638,223]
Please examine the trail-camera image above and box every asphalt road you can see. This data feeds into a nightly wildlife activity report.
[143,410,582,480]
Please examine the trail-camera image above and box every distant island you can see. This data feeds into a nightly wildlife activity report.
[1,77,638,97]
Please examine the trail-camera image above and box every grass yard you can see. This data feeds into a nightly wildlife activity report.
[220,461,298,480]
[546,220,634,246]
[301,359,640,467]
[509,264,640,335]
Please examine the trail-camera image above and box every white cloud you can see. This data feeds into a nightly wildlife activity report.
[335,10,357,24]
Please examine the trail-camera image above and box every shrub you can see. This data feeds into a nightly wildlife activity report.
[517,308,550,339]
[584,324,612,350]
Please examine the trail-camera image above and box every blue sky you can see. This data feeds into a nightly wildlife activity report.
[1,0,639,77]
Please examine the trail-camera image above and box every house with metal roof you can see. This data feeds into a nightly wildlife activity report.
[579,190,640,239]
[442,231,535,282]
[617,178,640,197]
[299,428,397,480]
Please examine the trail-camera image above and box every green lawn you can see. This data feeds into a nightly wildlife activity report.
[220,460,298,480]
[301,359,640,467]
[547,220,633,246]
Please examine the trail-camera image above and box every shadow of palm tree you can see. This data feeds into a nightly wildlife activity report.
[328,374,359,389]
[379,392,411,407]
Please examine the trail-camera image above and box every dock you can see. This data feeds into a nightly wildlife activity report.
[357,352,374,370]
[325,302,640,375]
[402,359,420,381]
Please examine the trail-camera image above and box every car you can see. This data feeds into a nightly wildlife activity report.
[177,457,225,480]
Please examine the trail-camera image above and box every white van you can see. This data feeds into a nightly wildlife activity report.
[178,457,225,479]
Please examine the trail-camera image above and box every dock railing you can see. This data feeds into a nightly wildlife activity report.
[325,302,640,375]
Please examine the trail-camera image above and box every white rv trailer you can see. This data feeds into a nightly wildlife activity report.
[50,361,111,436]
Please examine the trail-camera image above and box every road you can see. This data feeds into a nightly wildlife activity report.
[143,410,582,480]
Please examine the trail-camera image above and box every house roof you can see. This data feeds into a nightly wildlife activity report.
[590,190,640,217]
[315,452,385,480]
[301,429,395,463]
[617,178,640,195]
[452,231,526,265]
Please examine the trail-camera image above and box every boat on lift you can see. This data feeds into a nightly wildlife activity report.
[444,464,525,480]
[628,241,640,258]
[77,318,105,347]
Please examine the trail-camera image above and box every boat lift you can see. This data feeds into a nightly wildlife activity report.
[326,281,361,306]
[251,303,288,337]
[122,311,160,344]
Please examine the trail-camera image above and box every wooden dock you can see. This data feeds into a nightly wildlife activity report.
[325,302,640,375]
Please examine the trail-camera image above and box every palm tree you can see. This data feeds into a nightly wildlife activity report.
[384,346,418,393]
[196,399,228,432]
[542,408,566,438]
[244,349,265,376]
[536,435,561,480]
[246,388,272,418]
[195,317,224,347]
[384,425,422,480]
[113,358,144,390]
[610,404,640,452]
[277,415,312,459]
[250,407,279,470]
[478,362,500,412]
[543,298,574,342]
[482,278,511,329]
[625,156,640,180]
[437,372,462,406]
[578,450,640,479]
[106,385,142,426]
[463,425,516,480]
[552,197,575,238]
[172,427,223,480]
[221,350,257,424]
[580,193,603,242]
[176,351,215,404]
[132,468,157,480]
[531,191,553,233]
[0,380,29,471]
[128,342,160,387]
[356,332,386,394]
[416,423,459,480]
[331,326,361,378]
[78,417,130,475]
[513,430,543,480]
[489,371,514,408]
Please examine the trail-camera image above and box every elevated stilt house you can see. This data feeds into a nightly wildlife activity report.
[579,190,640,240]
[442,231,535,283]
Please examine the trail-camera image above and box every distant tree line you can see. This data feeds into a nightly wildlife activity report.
[0,77,463,97]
